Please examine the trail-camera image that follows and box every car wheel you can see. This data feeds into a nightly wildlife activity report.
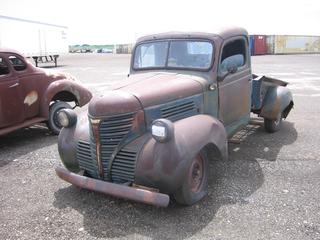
[174,149,209,205]
[47,101,72,135]
[264,112,282,133]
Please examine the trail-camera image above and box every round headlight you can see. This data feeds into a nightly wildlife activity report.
[151,119,174,143]
[57,109,77,128]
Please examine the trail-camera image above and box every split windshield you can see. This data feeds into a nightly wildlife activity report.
[133,40,214,70]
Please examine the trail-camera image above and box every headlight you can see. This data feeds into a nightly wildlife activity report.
[57,109,77,128]
[151,119,174,143]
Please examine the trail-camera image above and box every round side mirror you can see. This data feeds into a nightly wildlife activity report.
[227,64,238,74]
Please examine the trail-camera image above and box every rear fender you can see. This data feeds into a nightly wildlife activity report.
[40,79,92,118]
[133,114,228,194]
[260,86,293,120]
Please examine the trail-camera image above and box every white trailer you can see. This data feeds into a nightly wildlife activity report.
[0,15,68,67]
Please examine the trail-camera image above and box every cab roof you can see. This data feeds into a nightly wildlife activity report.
[136,26,248,43]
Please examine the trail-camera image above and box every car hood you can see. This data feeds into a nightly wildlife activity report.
[88,72,204,117]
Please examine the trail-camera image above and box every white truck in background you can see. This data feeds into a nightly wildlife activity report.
[0,15,68,67]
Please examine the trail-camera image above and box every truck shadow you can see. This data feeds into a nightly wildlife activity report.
[0,125,56,167]
[53,120,297,239]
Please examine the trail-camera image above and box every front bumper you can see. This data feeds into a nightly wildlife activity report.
[55,166,170,207]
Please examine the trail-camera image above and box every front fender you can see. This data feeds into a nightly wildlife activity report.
[58,111,91,173]
[260,86,293,120]
[133,114,228,194]
[40,79,92,118]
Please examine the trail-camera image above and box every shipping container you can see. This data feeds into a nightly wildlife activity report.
[249,35,255,56]
[0,15,68,66]
[266,35,274,54]
[274,35,320,54]
[253,35,268,55]
[116,44,133,54]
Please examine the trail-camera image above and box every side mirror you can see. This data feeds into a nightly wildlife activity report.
[218,63,238,81]
[227,63,238,74]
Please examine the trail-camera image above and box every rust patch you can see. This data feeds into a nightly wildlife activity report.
[90,118,104,179]
[23,91,38,106]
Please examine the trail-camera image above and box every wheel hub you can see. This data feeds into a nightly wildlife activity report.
[189,155,204,193]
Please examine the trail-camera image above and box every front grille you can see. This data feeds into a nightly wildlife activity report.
[111,148,137,183]
[99,112,135,176]
[161,100,197,121]
[77,140,98,177]
[77,113,137,183]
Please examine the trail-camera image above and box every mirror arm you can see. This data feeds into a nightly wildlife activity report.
[217,72,230,82]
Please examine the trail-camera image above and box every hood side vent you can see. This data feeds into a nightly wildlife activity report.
[161,100,197,121]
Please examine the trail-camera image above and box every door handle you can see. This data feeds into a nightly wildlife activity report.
[9,83,19,88]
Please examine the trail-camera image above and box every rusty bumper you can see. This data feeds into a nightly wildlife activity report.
[55,166,170,207]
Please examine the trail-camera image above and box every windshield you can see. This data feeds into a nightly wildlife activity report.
[133,40,214,70]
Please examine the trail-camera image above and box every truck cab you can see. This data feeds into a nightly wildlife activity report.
[131,29,252,136]
[56,27,293,207]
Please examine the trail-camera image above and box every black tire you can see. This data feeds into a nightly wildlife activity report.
[264,112,282,133]
[174,149,209,205]
[47,101,72,135]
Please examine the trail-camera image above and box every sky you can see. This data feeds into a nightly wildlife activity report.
[1,0,320,44]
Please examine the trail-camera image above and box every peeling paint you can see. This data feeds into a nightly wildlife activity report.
[24,91,38,106]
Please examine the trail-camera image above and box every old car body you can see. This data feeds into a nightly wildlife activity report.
[56,27,293,207]
[0,49,92,135]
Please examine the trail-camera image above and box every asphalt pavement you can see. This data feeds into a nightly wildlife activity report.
[0,53,319,240]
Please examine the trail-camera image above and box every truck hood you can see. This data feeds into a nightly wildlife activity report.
[88,72,204,117]
[113,72,203,107]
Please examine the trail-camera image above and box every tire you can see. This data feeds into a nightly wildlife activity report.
[174,149,209,205]
[264,112,282,133]
[47,101,72,135]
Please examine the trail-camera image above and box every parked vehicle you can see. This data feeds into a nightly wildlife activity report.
[55,27,294,207]
[96,48,113,53]
[0,49,92,136]
[0,15,68,67]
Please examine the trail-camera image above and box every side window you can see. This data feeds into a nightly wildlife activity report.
[8,55,27,71]
[0,57,10,76]
[220,39,246,73]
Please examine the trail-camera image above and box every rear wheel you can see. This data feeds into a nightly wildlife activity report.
[47,101,72,135]
[174,150,209,205]
[264,112,282,133]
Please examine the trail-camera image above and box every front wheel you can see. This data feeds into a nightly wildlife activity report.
[47,101,72,135]
[264,112,282,133]
[174,150,209,205]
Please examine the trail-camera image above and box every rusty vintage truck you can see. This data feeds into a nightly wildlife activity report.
[0,49,92,135]
[55,27,293,207]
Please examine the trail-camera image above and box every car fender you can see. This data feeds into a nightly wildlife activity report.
[58,111,91,173]
[260,86,293,120]
[133,114,228,194]
[40,79,92,118]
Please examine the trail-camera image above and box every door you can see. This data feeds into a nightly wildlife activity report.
[217,37,252,136]
[8,54,40,119]
[0,56,24,128]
